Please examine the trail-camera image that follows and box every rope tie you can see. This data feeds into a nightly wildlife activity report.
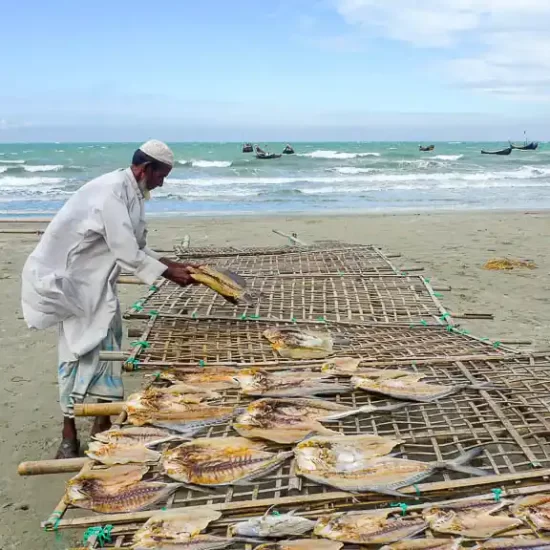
[83,525,113,546]
[149,285,159,292]
[149,310,159,318]
[132,302,144,312]
[390,502,408,515]
[491,488,503,502]
[125,358,140,370]
[130,340,150,348]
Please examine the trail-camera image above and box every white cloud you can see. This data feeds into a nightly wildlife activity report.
[334,0,550,98]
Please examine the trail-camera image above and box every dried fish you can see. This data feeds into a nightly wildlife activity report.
[473,539,550,549]
[322,358,412,379]
[296,437,486,495]
[254,541,343,550]
[314,510,428,545]
[163,436,292,486]
[235,369,350,397]
[188,265,256,305]
[380,540,463,550]
[133,508,223,549]
[424,499,522,538]
[234,398,409,444]
[152,368,240,392]
[512,494,550,531]
[352,375,486,403]
[86,440,161,465]
[94,426,188,447]
[263,327,333,359]
[65,465,180,513]
[229,509,315,538]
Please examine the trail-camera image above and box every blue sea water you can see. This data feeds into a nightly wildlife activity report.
[0,141,548,217]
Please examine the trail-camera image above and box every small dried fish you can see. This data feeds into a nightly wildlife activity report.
[296,438,486,496]
[94,426,188,447]
[163,436,292,486]
[133,508,222,549]
[352,375,488,403]
[322,358,412,379]
[255,541,343,550]
[86,441,161,465]
[512,494,550,530]
[65,465,180,513]
[380,540,463,550]
[235,369,350,397]
[135,534,233,550]
[229,509,315,538]
[153,368,240,391]
[314,510,428,544]
[234,398,409,444]
[189,265,256,305]
[263,327,333,359]
[473,539,550,549]
[424,499,522,538]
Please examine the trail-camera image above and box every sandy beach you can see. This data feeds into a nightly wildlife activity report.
[0,209,549,548]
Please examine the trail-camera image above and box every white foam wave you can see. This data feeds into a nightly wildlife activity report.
[23,165,64,172]
[330,166,376,175]
[0,159,25,164]
[178,160,232,168]
[431,155,464,161]
[298,150,381,160]
[0,167,7,174]
[0,176,65,187]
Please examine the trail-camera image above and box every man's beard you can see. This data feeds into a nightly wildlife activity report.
[139,178,151,200]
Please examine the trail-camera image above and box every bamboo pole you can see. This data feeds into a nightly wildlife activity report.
[74,402,125,416]
[0,229,44,235]
[451,312,494,320]
[272,229,308,246]
[399,266,424,272]
[99,351,127,362]
[18,457,89,476]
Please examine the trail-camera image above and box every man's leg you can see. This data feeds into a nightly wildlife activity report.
[56,358,81,459]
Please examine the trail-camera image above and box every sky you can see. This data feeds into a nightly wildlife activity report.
[2,0,550,141]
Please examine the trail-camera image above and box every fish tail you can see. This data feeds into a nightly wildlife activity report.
[444,446,487,476]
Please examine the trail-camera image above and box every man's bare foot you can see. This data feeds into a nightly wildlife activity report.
[55,438,80,459]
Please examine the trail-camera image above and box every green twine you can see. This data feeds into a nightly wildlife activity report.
[480,337,489,341]
[445,325,454,333]
[420,319,428,326]
[491,488,503,502]
[46,511,62,532]
[154,371,161,380]
[493,341,502,349]
[149,309,159,318]
[390,502,408,516]
[338,271,344,276]
[199,360,206,367]
[130,340,151,348]
[291,317,297,323]
[149,285,159,292]
[423,277,431,283]
[192,312,198,319]
[413,484,421,497]
[317,316,326,323]
[240,313,247,320]
[125,357,140,370]
[433,292,443,298]
[241,314,260,320]
[439,313,451,322]
[83,525,113,546]
[132,302,144,312]
[271,510,281,516]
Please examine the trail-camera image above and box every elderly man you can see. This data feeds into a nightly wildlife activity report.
[22,140,194,459]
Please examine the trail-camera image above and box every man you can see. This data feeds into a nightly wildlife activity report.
[21,140,194,459]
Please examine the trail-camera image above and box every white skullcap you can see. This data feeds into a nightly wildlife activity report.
[139,139,174,167]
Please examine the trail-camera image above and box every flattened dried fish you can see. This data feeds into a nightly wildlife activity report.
[314,510,428,545]
[133,508,223,549]
[189,265,256,305]
[163,436,292,486]
[380,540,463,550]
[229,509,315,538]
[322,358,412,379]
[234,398,409,444]
[424,499,522,538]
[153,368,240,391]
[65,465,180,513]
[94,426,187,447]
[255,541,343,550]
[473,539,550,549]
[263,327,333,359]
[135,534,232,550]
[235,369,349,397]
[512,494,550,530]
[86,441,161,465]
[352,375,482,403]
[296,438,486,496]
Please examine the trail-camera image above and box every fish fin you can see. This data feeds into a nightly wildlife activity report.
[217,268,248,288]
[445,464,487,477]
[443,445,486,476]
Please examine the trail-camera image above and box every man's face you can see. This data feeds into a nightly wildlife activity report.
[144,164,172,190]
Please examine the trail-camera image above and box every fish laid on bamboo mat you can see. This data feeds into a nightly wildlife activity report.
[351,374,492,403]
[263,327,334,359]
[162,437,292,486]
[94,426,188,446]
[255,541,343,550]
[133,508,226,550]
[380,540,463,550]
[423,499,523,539]
[229,510,315,538]
[188,265,257,305]
[322,357,413,379]
[512,494,550,530]
[151,368,240,392]
[235,369,350,397]
[233,398,410,444]
[314,510,428,545]
[64,464,180,513]
[85,440,161,465]
[295,435,487,496]
[473,539,550,549]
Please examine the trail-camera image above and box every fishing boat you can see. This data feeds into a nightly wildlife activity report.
[282,144,295,155]
[510,141,538,151]
[481,146,512,156]
[419,145,435,152]
[242,143,253,153]
[256,153,282,160]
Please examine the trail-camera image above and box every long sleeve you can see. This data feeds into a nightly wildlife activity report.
[99,192,167,285]
[143,246,163,260]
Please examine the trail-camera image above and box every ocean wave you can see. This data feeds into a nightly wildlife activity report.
[0,159,25,164]
[431,155,464,161]
[328,166,377,175]
[23,165,64,172]
[178,160,232,168]
[0,176,66,187]
[298,150,381,160]
[0,167,7,174]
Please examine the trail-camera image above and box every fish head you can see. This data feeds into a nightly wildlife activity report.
[313,514,338,537]
[228,517,262,537]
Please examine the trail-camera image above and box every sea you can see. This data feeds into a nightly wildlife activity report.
[0,142,549,218]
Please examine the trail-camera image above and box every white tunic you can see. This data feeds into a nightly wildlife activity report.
[21,167,167,358]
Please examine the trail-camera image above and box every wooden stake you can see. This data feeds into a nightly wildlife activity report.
[18,457,89,476]
[272,229,308,246]
[452,312,494,320]
[74,402,124,416]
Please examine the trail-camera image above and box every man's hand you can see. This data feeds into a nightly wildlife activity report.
[163,263,196,286]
